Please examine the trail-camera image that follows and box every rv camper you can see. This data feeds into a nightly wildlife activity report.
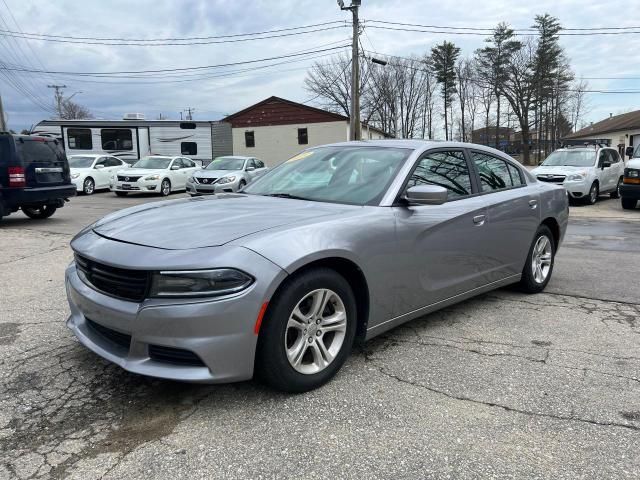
[33,115,233,165]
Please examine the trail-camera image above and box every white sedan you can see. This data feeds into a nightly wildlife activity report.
[68,154,130,195]
[110,156,199,197]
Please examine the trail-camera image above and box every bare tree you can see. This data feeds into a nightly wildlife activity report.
[568,79,591,131]
[60,99,93,120]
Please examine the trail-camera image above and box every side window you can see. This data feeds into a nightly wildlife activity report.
[255,159,265,169]
[183,158,195,168]
[67,129,92,150]
[248,159,257,169]
[181,142,197,156]
[407,150,472,200]
[470,151,518,191]
[172,158,183,169]
[598,151,608,167]
[507,163,525,186]
[245,131,255,148]
[298,128,308,145]
[95,157,108,167]
[101,129,133,151]
[608,150,620,163]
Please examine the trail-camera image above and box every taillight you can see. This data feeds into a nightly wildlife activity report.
[8,166,26,187]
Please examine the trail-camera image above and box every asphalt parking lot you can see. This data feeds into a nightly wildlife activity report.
[1,191,639,479]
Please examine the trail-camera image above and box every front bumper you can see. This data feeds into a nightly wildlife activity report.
[65,235,287,383]
[562,180,591,199]
[620,183,640,200]
[186,179,238,195]
[110,179,159,193]
[71,177,85,192]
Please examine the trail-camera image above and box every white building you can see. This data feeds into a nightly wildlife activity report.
[224,96,390,166]
[564,109,640,159]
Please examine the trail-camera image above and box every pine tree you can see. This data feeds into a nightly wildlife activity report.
[430,41,460,140]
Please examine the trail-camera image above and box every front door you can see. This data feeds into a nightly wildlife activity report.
[392,149,494,316]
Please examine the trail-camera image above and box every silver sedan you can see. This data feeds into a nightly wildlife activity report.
[65,140,568,392]
[186,156,268,195]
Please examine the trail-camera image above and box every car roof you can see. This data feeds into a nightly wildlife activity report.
[215,155,252,160]
[68,153,110,158]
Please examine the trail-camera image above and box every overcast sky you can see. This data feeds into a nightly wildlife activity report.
[1,0,638,133]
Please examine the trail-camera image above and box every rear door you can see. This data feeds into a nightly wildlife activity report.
[17,137,70,188]
[468,149,540,280]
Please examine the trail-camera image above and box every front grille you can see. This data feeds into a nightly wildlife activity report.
[196,177,216,184]
[75,255,150,302]
[117,175,142,182]
[196,188,215,194]
[86,318,131,350]
[537,175,565,183]
[148,344,206,367]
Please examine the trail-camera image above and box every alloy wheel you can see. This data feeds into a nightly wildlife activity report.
[589,184,598,204]
[284,288,347,375]
[83,178,94,195]
[531,235,552,284]
[161,180,170,196]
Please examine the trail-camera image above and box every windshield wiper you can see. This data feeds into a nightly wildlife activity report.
[263,193,314,201]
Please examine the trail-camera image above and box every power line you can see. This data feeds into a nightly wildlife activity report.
[365,24,640,36]
[0,45,350,77]
[0,24,349,46]
[302,57,353,105]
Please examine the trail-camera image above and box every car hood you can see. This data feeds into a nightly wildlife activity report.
[531,165,592,175]
[627,158,640,169]
[70,167,93,173]
[92,194,355,250]
[193,169,241,178]
[116,168,166,177]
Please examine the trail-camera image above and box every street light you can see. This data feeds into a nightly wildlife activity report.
[67,91,83,101]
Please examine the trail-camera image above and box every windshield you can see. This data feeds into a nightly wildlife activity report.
[68,156,95,168]
[207,157,245,171]
[634,145,640,158]
[243,146,412,206]
[132,157,172,169]
[541,150,596,167]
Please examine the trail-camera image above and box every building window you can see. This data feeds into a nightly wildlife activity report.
[101,129,133,151]
[67,128,92,149]
[180,122,196,129]
[245,131,255,148]
[181,142,197,155]
[297,128,308,145]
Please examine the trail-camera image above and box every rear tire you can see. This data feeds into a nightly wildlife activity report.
[621,198,637,210]
[584,182,598,205]
[610,177,622,199]
[22,205,57,220]
[255,268,357,393]
[518,225,555,294]
[83,177,95,195]
[115,192,128,197]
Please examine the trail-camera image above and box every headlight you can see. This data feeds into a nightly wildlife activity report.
[627,169,640,178]
[566,172,587,182]
[71,173,80,179]
[149,269,253,298]
[216,176,236,184]
[144,175,160,181]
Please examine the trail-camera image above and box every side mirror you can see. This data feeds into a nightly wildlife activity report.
[246,166,255,172]
[404,185,448,205]
[171,165,180,170]
[94,164,104,169]
[602,161,612,169]
[626,146,634,157]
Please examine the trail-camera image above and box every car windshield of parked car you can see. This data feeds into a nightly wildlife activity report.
[206,157,245,170]
[541,150,595,167]
[132,157,171,169]
[68,156,95,168]
[243,146,411,205]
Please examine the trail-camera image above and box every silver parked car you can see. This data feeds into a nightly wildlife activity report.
[66,140,568,392]
[186,156,268,196]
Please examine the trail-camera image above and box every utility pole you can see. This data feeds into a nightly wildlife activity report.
[0,92,7,131]
[47,84,67,118]
[338,0,361,141]
[184,107,195,121]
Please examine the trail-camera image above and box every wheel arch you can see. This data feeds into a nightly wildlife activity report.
[541,217,560,249]
[277,256,371,341]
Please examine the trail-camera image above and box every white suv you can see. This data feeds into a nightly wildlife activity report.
[532,146,625,204]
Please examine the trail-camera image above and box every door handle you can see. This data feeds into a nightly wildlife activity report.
[529,199,538,209]
[473,214,486,225]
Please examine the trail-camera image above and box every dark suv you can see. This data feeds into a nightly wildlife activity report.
[0,133,76,223]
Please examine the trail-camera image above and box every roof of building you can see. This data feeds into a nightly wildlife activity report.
[565,109,640,139]
[223,95,390,136]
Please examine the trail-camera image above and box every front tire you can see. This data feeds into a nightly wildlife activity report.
[622,198,637,210]
[83,177,95,195]
[160,179,171,196]
[22,205,57,220]
[237,180,246,191]
[584,182,598,205]
[255,268,357,393]
[518,225,555,294]
[115,191,128,197]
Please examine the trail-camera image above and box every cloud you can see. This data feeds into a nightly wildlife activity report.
[1,0,638,131]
